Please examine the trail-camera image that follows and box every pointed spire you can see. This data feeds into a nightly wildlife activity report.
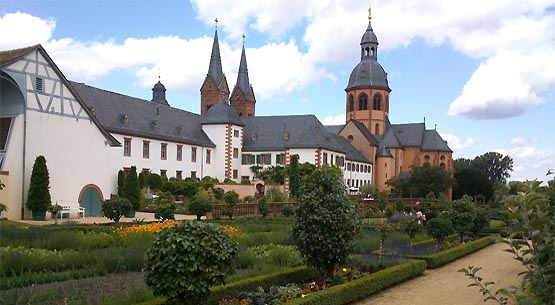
[207,21,225,87]
[235,34,251,97]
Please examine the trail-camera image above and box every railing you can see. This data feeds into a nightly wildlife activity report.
[210,202,287,219]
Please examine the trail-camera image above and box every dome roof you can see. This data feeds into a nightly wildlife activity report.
[203,99,244,126]
[361,22,378,45]
[152,81,165,90]
[346,59,390,90]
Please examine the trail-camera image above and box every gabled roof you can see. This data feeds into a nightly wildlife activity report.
[422,130,452,152]
[389,123,425,147]
[202,99,244,126]
[333,134,371,163]
[349,120,379,145]
[325,124,344,134]
[0,45,119,147]
[70,81,216,147]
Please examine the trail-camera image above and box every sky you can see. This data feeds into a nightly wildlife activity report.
[1,0,554,183]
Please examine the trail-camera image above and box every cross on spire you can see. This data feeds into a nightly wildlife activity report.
[214,18,218,30]
[242,34,245,46]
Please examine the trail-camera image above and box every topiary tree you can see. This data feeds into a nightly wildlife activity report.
[26,155,51,217]
[223,190,239,220]
[122,166,141,211]
[426,217,454,246]
[145,221,238,305]
[117,170,126,197]
[101,198,133,223]
[257,196,270,217]
[154,192,176,221]
[471,207,490,238]
[288,154,300,198]
[146,173,162,190]
[188,190,212,221]
[291,165,359,278]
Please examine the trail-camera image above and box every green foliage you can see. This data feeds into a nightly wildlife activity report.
[426,217,454,245]
[117,170,126,197]
[223,178,236,184]
[223,190,240,220]
[241,178,251,185]
[394,199,404,212]
[153,192,176,221]
[144,221,238,305]
[122,166,141,210]
[284,260,426,305]
[292,166,359,276]
[243,195,255,203]
[101,198,133,223]
[267,187,286,202]
[288,154,300,198]
[451,195,477,241]
[407,235,497,269]
[213,187,225,202]
[258,196,270,217]
[188,190,213,220]
[419,193,450,221]
[145,173,162,190]
[282,204,296,217]
[26,155,51,212]
[472,152,513,185]
[138,170,148,189]
[454,168,494,201]
[359,183,376,198]
[377,199,387,212]
[387,164,452,198]
[471,207,490,238]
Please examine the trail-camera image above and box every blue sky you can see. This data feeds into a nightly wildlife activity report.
[1,0,554,182]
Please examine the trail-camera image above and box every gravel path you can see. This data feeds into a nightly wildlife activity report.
[352,242,526,305]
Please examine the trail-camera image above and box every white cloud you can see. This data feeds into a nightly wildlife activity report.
[440,133,475,152]
[0,12,55,49]
[321,114,346,125]
[510,137,539,146]
[497,146,555,182]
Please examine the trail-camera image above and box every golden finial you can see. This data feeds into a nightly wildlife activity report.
[368,6,372,20]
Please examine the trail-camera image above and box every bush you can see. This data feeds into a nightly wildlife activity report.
[223,191,240,220]
[26,155,51,212]
[188,191,212,220]
[122,166,141,211]
[154,192,176,221]
[258,196,270,217]
[267,187,286,202]
[144,221,238,305]
[292,166,359,277]
[101,198,133,223]
[241,178,251,185]
[243,195,255,203]
[426,217,454,245]
[146,173,162,190]
[394,199,404,212]
[282,204,296,217]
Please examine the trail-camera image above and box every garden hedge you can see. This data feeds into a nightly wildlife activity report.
[284,260,426,305]
[133,266,320,305]
[406,235,498,269]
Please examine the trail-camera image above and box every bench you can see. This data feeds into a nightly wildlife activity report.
[59,205,86,219]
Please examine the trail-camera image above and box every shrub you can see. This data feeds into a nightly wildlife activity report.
[243,195,255,203]
[426,217,454,245]
[471,207,489,238]
[146,173,162,190]
[451,195,476,241]
[267,187,286,202]
[258,196,270,217]
[117,170,126,197]
[292,166,359,277]
[223,191,240,220]
[188,190,212,220]
[282,204,296,217]
[26,155,51,212]
[102,198,133,223]
[144,221,238,305]
[241,178,251,185]
[394,199,404,212]
[154,192,176,221]
[122,166,141,211]
[377,199,387,212]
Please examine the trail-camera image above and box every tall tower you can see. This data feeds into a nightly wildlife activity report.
[200,21,230,116]
[345,8,391,135]
[230,35,256,117]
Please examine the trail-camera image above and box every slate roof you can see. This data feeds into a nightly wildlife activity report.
[231,45,252,98]
[69,81,216,147]
[206,29,226,88]
[422,130,452,152]
[202,99,244,126]
[333,134,371,163]
[390,123,426,147]
[325,124,344,134]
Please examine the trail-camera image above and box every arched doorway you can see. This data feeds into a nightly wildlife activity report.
[79,184,103,216]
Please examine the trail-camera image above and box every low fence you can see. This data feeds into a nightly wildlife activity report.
[210,202,288,219]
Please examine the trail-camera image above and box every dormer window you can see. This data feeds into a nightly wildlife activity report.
[152,120,160,129]
[121,114,129,124]
[283,133,289,140]
[35,77,43,92]
[178,126,185,134]
[252,133,257,141]
[90,107,96,117]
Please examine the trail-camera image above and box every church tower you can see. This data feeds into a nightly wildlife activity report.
[345,8,391,135]
[230,36,256,117]
[200,23,230,116]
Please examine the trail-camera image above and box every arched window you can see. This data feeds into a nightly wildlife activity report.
[375,123,380,134]
[347,135,353,142]
[365,47,370,56]
[348,94,354,112]
[440,163,446,169]
[373,93,382,110]
[358,93,368,110]
[370,47,375,56]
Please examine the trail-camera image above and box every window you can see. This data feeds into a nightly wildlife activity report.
[176,170,182,180]
[191,147,197,162]
[233,148,239,159]
[161,143,167,160]
[35,77,43,92]
[176,145,183,161]
[1,118,13,150]
[276,154,285,165]
[440,155,446,161]
[358,93,368,110]
[348,94,354,112]
[206,149,211,164]
[242,154,256,165]
[356,164,360,172]
[347,135,353,142]
[123,138,131,156]
[375,123,380,134]
[257,153,271,165]
[331,154,334,165]
[143,141,150,159]
[234,130,240,137]
[160,169,167,177]
[347,163,351,171]
[373,93,382,110]
[233,170,238,179]
[322,153,328,164]
[191,171,197,179]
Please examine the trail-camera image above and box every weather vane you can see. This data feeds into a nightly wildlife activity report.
[214,18,218,30]
[158,67,161,81]
[368,5,372,20]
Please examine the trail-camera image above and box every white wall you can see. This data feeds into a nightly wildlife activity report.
[201,124,227,181]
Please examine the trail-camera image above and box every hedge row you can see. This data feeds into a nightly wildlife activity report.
[133,266,319,305]
[406,235,498,269]
[411,234,458,247]
[284,260,426,305]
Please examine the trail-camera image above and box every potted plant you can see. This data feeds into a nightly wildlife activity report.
[26,156,52,220]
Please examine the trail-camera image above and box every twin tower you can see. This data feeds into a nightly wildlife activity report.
[200,29,256,117]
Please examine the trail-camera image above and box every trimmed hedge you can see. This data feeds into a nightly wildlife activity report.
[133,266,320,305]
[406,235,498,269]
[284,260,426,305]
[411,234,458,247]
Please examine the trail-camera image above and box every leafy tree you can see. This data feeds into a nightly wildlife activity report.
[154,192,176,221]
[359,183,376,198]
[471,207,490,238]
[257,196,270,217]
[419,192,450,221]
[122,166,141,211]
[395,199,405,212]
[291,166,359,278]
[473,152,513,185]
[377,199,388,212]
[145,173,162,190]
[387,164,451,198]
[454,158,474,174]
[138,170,148,189]
[288,154,300,198]
[266,187,286,202]
[26,155,51,212]
[427,217,454,246]
[188,190,212,221]
[117,170,126,197]
[102,198,133,223]
[145,221,238,305]
[402,211,426,246]
[450,195,476,242]
[453,168,494,201]
[223,190,239,219]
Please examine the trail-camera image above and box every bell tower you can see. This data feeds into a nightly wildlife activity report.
[230,35,256,116]
[200,19,230,116]
[345,8,391,135]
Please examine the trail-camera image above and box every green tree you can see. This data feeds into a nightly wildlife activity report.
[450,195,476,242]
[410,164,452,197]
[154,192,176,221]
[102,198,133,223]
[471,207,489,238]
[188,190,212,221]
[426,217,454,246]
[117,170,126,197]
[257,196,270,217]
[223,190,239,219]
[145,221,238,305]
[454,158,474,174]
[145,173,162,190]
[288,154,300,198]
[291,166,359,278]
[453,168,494,201]
[122,166,141,211]
[26,155,51,212]
[473,152,513,185]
